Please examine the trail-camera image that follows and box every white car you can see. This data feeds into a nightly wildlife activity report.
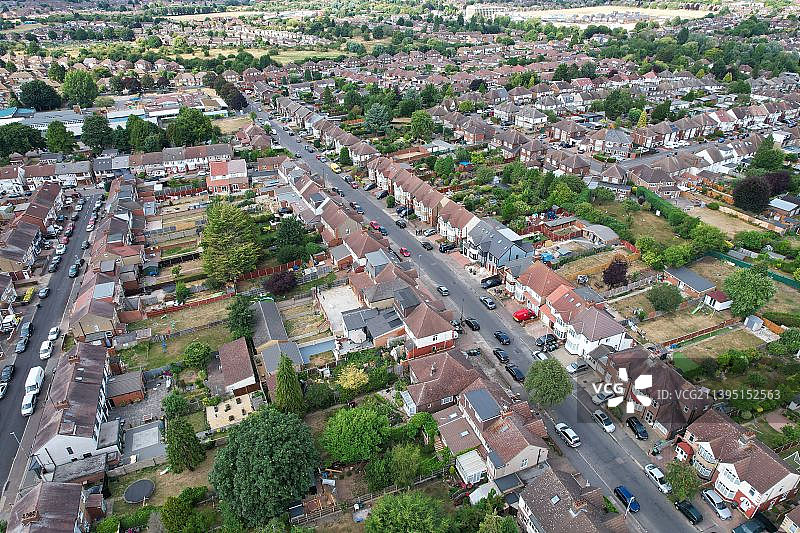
[436,285,449,296]
[555,422,581,448]
[593,409,616,433]
[701,489,732,520]
[47,326,60,341]
[21,392,37,416]
[55,244,67,256]
[566,361,589,374]
[86,224,95,232]
[591,390,614,405]
[644,464,671,493]
[39,340,53,360]
[74,204,83,212]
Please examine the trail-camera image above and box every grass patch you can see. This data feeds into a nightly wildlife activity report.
[162,245,198,257]
[212,116,252,134]
[609,288,655,317]
[186,410,208,433]
[748,418,787,449]
[128,296,231,334]
[638,309,732,344]
[672,352,699,373]
[119,324,230,370]
[601,202,687,246]
[275,272,336,301]
[62,333,76,353]
[271,49,348,65]
[679,328,762,363]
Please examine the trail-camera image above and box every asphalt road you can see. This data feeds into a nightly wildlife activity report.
[0,192,97,492]
[253,100,699,533]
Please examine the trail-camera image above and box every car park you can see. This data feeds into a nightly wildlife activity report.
[626,416,649,440]
[1,364,14,382]
[37,287,49,298]
[421,241,433,251]
[555,422,581,448]
[701,489,731,520]
[436,286,449,296]
[591,390,614,405]
[39,340,53,360]
[493,348,509,363]
[593,410,616,433]
[464,317,480,331]
[505,365,524,382]
[674,500,703,525]
[48,326,60,341]
[566,361,590,374]
[480,296,497,310]
[613,486,640,513]
[493,330,510,345]
[15,337,28,353]
[644,464,671,493]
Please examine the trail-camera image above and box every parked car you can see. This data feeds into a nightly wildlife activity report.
[535,334,558,347]
[566,361,590,374]
[505,364,524,382]
[493,330,510,345]
[47,262,58,273]
[674,500,703,525]
[644,464,671,493]
[86,223,95,232]
[1,364,15,382]
[480,296,497,310]
[465,348,481,357]
[493,348,509,363]
[591,390,614,405]
[59,236,69,245]
[395,219,407,228]
[512,308,535,322]
[532,351,548,362]
[354,206,364,215]
[423,228,437,237]
[20,322,33,339]
[480,276,502,289]
[369,221,381,231]
[68,264,79,278]
[15,337,28,354]
[593,410,616,433]
[626,416,649,440]
[48,326,60,341]
[450,320,463,333]
[0,382,7,399]
[439,242,457,253]
[39,340,53,360]
[331,186,342,196]
[376,191,388,200]
[21,392,37,417]
[613,486,640,513]
[364,183,377,191]
[378,227,388,236]
[55,244,67,255]
[555,422,581,448]
[37,287,49,299]
[464,317,480,331]
[421,241,433,251]
[701,489,731,520]
[81,240,90,250]
[436,285,449,296]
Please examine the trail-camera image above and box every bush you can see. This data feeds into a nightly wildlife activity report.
[305,382,336,411]
[162,390,189,419]
[707,202,720,210]
[119,506,157,529]
[264,270,298,295]
[646,283,683,313]
[763,312,800,327]
[96,517,120,533]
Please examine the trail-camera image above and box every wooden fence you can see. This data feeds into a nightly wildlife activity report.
[144,292,233,318]
[155,185,206,200]
[659,317,741,348]
[237,260,303,281]
[108,455,167,478]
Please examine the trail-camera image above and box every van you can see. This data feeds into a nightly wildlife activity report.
[1,314,18,332]
[25,366,44,395]
[439,242,457,253]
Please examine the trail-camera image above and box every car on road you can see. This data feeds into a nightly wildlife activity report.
[555,422,581,448]
[591,390,614,405]
[465,348,481,357]
[423,228,436,237]
[48,326,60,341]
[464,317,480,331]
[20,321,33,339]
[395,219,407,228]
[613,486,640,513]
[626,416,649,440]
[505,364,524,382]
[378,227,388,236]
[436,285,449,296]
[593,410,616,433]
[480,276,502,289]
[674,500,703,525]
[450,320,463,333]
[68,264,79,278]
[37,287,49,298]
[535,334,558,347]
[81,240,90,250]
[0,382,7,399]
[701,489,731,520]
[493,348,509,363]
[376,190,388,200]
[1,364,15,382]
[369,221,381,231]
[21,392,37,417]
[420,241,433,251]
[512,308,535,322]
[55,243,67,255]
[493,330,510,345]
[566,361,590,374]
[15,337,28,353]
[87,223,95,232]
[39,340,53,360]
[644,464,671,493]
[480,296,497,310]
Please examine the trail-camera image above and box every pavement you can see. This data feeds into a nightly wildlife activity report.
[252,99,727,533]
[0,191,100,513]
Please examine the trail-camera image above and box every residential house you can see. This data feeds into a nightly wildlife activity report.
[207,159,248,194]
[403,351,481,415]
[218,337,259,396]
[664,267,716,298]
[7,482,102,533]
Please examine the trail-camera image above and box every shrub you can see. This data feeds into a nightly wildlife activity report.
[763,312,800,327]
[96,517,120,533]
[119,506,157,530]
[305,382,336,411]
[264,270,298,295]
[707,202,720,210]
[646,283,683,313]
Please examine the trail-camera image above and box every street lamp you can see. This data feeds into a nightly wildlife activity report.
[624,496,636,519]
[9,431,20,446]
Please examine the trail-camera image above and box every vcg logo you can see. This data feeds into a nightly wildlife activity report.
[591,368,652,414]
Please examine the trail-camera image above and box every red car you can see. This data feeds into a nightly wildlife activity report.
[59,236,69,245]
[369,221,381,231]
[350,181,359,189]
[513,308,536,322]
[399,247,411,257]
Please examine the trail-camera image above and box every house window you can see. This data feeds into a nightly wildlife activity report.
[66,447,74,455]
[441,396,453,405]
[521,458,529,469]
[644,411,654,424]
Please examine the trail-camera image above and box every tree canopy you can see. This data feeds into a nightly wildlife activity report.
[18,80,61,111]
[524,359,572,407]
[61,70,99,107]
[81,113,112,154]
[167,107,214,147]
[410,110,434,141]
[321,405,389,463]
[0,123,44,158]
[723,266,776,317]
[201,202,260,283]
[45,121,76,154]
[273,355,305,415]
[364,492,450,533]
[733,175,771,213]
[165,417,206,473]
[226,295,254,340]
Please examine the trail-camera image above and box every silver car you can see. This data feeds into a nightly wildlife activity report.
[701,489,731,520]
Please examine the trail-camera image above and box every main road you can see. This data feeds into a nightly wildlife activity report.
[250,99,697,533]
[0,192,97,500]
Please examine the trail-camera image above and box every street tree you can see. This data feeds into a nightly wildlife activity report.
[18,80,61,111]
[410,110,434,141]
[165,417,206,473]
[167,107,213,147]
[647,283,683,313]
[723,266,776,317]
[209,407,319,526]
[524,359,572,407]
[665,461,702,502]
[226,295,254,339]
[61,70,98,107]
[273,355,305,415]
[321,405,389,463]
[365,492,450,533]
[45,121,76,154]
[201,202,260,283]
[184,341,212,370]
[81,113,112,154]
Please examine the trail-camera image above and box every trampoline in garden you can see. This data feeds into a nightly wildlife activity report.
[124,479,155,504]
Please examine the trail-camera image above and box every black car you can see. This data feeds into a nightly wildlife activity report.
[395,206,408,215]
[675,500,703,525]
[15,337,28,353]
[355,206,364,215]
[364,183,377,191]
[377,191,388,200]
[465,348,482,357]
[56,214,65,222]
[378,227,388,236]
[505,365,525,382]
[70,213,79,221]
[47,262,58,273]
[535,334,558,347]
[19,322,33,339]
[626,416,649,440]
[464,317,480,331]
[331,187,342,196]
[450,320,463,333]
[421,241,433,251]
[81,240,90,250]
[395,219,407,228]
[493,348,510,363]
[494,330,511,345]
[480,276,502,289]
[439,242,457,253]
[0,364,14,382]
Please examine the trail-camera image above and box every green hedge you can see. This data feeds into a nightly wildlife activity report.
[763,312,800,327]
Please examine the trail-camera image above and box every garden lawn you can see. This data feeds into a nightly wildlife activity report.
[118,324,230,370]
[687,205,762,238]
[679,327,763,364]
[609,289,655,317]
[128,296,232,334]
[600,203,687,246]
[187,410,208,433]
[212,116,252,134]
[672,352,699,374]
[637,309,732,344]
[554,249,628,283]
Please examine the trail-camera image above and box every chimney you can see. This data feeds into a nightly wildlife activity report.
[573,498,587,511]
[68,352,79,364]
[430,363,437,376]
[739,431,756,447]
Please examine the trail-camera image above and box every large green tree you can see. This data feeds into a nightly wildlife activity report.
[321,405,389,463]
[61,70,99,107]
[365,492,450,533]
[478,512,518,533]
[647,283,683,313]
[18,80,61,111]
[48,63,66,83]
[733,175,771,213]
[126,115,166,152]
[0,123,44,158]
[273,355,305,415]
[81,113,112,154]
[165,417,206,473]
[410,110,434,141]
[209,407,319,527]
[689,223,728,256]
[167,107,213,147]
[364,103,391,133]
[226,295,254,339]
[201,202,260,283]
[751,135,784,173]
[184,341,212,370]
[162,390,189,419]
[524,359,572,407]
[723,266,776,317]
[389,443,421,486]
[46,121,76,154]
[664,461,702,502]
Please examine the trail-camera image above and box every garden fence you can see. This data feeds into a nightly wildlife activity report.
[707,251,800,290]
[143,293,233,318]
[659,317,741,348]
[600,274,657,299]
[107,455,167,478]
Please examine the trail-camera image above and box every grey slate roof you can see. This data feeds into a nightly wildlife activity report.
[465,388,500,421]
[665,267,715,292]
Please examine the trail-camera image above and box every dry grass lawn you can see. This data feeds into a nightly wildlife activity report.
[169,10,269,21]
[610,289,656,317]
[638,309,732,344]
[213,116,252,134]
[680,327,763,362]
[600,203,687,246]
[555,249,628,282]
[132,296,231,334]
[687,205,761,238]
[271,49,348,65]
[119,324,230,370]
[688,257,738,288]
